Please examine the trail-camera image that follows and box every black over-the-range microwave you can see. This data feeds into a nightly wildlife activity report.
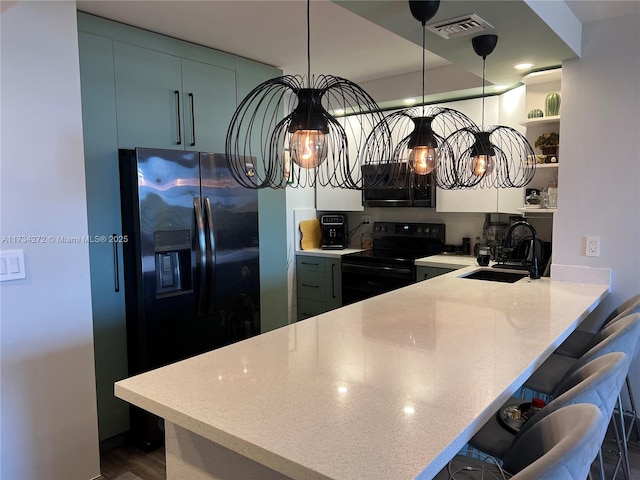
[361,164,436,207]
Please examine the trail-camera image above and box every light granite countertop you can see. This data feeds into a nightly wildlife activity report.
[116,267,609,480]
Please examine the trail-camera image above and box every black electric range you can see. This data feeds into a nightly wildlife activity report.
[341,222,445,305]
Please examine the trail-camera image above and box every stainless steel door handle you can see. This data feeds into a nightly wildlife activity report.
[204,197,216,314]
[194,198,206,315]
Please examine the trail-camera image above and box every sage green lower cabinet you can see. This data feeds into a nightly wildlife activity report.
[78,31,130,443]
[296,256,342,321]
[416,266,456,282]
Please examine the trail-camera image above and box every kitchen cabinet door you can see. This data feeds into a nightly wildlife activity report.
[436,187,498,213]
[78,32,130,442]
[113,42,183,150]
[181,59,236,153]
[295,255,342,320]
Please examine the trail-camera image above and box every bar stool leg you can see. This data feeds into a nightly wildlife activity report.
[624,376,639,441]
[617,395,632,480]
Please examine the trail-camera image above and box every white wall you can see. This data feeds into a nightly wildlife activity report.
[553,13,640,404]
[0,2,100,479]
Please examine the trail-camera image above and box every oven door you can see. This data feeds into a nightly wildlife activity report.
[341,262,415,305]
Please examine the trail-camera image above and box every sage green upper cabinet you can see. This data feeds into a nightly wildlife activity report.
[181,59,236,153]
[113,42,183,150]
[113,44,236,152]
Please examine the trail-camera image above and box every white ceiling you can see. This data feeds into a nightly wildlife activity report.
[76,0,640,104]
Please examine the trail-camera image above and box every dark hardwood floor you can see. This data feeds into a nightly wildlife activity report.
[98,427,639,480]
[98,443,166,480]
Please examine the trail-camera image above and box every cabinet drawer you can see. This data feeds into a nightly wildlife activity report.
[297,298,326,321]
[296,256,325,273]
[297,270,326,301]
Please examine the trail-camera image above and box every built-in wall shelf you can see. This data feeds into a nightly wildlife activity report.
[521,115,560,127]
[533,163,559,169]
[517,207,557,215]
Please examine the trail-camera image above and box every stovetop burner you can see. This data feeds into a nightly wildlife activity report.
[341,222,446,306]
[343,222,446,265]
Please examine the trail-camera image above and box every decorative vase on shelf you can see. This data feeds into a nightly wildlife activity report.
[545,92,561,116]
[527,109,544,119]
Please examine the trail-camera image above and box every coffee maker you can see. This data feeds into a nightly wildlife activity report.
[482,213,509,259]
[320,214,347,250]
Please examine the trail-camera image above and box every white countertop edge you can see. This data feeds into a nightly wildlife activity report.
[115,380,323,480]
[296,248,363,258]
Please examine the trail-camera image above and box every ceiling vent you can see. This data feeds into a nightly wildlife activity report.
[426,13,493,39]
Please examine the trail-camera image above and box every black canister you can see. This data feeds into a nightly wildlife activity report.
[461,237,471,255]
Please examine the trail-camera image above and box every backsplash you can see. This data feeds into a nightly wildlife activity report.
[322,208,553,251]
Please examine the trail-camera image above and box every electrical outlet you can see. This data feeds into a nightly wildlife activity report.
[362,215,372,225]
[585,236,600,257]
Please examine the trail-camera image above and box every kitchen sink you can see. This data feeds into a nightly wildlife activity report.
[460,269,529,283]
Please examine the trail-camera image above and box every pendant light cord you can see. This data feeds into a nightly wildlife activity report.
[421,24,426,112]
[306,0,311,88]
[481,56,486,130]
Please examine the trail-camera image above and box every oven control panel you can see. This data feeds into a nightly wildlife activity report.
[372,222,445,240]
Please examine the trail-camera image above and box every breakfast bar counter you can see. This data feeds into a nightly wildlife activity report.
[115,267,609,480]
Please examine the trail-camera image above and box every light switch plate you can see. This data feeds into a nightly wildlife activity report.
[0,249,26,281]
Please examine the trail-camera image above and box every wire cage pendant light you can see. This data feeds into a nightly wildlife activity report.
[441,35,536,189]
[361,0,478,191]
[225,0,390,189]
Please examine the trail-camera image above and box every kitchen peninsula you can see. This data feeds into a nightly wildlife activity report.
[115,267,609,480]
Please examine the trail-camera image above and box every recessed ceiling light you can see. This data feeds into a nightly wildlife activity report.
[403,98,417,105]
[514,63,534,70]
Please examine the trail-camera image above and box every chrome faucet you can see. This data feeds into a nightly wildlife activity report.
[504,220,540,279]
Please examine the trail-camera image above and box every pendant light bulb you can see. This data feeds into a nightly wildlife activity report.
[290,129,328,169]
[470,153,495,176]
[469,131,496,177]
[409,145,437,175]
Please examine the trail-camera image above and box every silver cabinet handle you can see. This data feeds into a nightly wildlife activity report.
[194,198,206,315]
[175,90,182,145]
[189,93,196,147]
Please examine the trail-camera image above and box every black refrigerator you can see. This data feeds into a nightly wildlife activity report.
[119,148,260,449]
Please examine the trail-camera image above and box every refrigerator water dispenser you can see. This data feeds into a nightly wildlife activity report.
[154,229,192,295]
